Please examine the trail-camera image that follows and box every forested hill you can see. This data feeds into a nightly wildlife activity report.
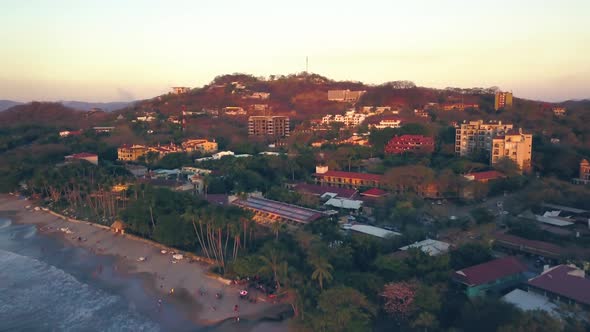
[1,73,589,153]
[0,102,113,128]
[122,73,584,119]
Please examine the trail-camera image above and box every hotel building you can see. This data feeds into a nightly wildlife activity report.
[248,116,290,137]
[455,120,514,157]
[491,129,533,173]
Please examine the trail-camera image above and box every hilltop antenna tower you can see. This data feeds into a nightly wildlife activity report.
[306,56,309,74]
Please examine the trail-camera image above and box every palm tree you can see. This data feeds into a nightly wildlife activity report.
[310,256,333,291]
[270,221,285,241]
[259,249,283,291]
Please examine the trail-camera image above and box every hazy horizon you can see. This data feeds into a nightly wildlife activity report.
[1,0,589,103]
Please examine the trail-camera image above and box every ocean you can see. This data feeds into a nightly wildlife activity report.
[0,217,200,332]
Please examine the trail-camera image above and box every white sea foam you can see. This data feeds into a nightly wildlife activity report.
[0,249,160,331]
[0,218,12,229]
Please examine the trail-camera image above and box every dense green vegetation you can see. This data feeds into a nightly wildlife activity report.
[1,77,590,331]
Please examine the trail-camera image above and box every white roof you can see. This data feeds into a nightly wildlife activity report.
[535,215,574,227]
[542,203,588,214]
[324,198,363,210]
[349,224,401,239]
[399,239,451,256]
[502,289,558,314]
[154,169,180,175]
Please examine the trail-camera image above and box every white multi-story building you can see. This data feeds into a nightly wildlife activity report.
[369,118,402,129]
[321,110,367,127]
[455,120,514,157]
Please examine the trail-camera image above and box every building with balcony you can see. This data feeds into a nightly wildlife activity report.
[117,145,148,161]
[442,103,479,111]
[495,91,513,110]
[455,120,514,157]
[181,139,218,154]
[384,135,434,155]
[314,165,382,189]
[369,118,402,129]
[573,159,590,184]
[248,116,290,137]
[223,106,246,115]
[491,129,533,173]
[322,110,367,127]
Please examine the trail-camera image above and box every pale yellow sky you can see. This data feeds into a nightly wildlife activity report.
[1,0,589,102]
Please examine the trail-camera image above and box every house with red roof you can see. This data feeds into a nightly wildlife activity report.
[314,165,382,189]
[493,233,565,260]
[463,170,505,183]
[527,265,590,309]
[453,256,528,297]
[360,188,388,198]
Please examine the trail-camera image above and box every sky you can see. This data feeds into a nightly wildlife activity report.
[1,0,589,102]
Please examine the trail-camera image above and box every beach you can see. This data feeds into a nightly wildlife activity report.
[0,194,290,331]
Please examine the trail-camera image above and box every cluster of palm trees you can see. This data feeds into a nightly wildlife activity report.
[29,162,130,222]
[181,205,254,272]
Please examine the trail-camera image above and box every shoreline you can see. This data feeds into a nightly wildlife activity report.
[0,194,290,330]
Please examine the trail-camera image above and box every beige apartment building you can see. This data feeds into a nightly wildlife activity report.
[491,129,533,173]
[455,120,514,156]
[248,116,290,137]
[181,139,218,154]
[494,91,513,110]
[117,145,148,161]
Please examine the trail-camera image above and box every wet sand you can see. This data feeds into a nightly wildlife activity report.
[0,194,290,330]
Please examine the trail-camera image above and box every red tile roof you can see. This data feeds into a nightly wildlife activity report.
[465,170,505,182]
[493,233,565,258]
[528,265,590,306]
[454,256,527,286]
[361,188,388,197]
[314,170,382,182]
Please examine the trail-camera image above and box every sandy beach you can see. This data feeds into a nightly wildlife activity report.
[0,194,290,331]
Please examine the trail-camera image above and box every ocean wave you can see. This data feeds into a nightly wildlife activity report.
[0,218,12,229]
[7,223,37,239]
[0,249,160,331]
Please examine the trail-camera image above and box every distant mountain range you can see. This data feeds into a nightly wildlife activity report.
[0,100,22,112]
[0,100,134,112]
